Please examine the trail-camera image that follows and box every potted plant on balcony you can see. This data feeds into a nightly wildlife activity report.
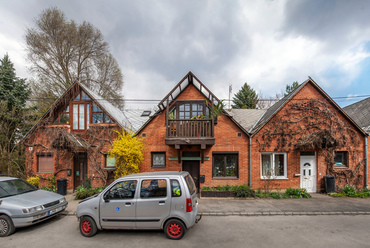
[207,100,225,124]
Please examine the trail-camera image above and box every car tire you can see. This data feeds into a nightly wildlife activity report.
[79,216,97,237]
[164,219,186,240]
[0,215,15,237]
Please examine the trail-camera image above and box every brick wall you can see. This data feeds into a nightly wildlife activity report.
[139,84,250,188]
[251,82,366,192]
[25,124,120,190]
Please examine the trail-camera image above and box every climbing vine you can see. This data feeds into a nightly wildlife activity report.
[256,99,364,189]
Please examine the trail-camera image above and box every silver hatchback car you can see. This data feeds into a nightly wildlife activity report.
[0,176,68,237]
[76,171,200,239]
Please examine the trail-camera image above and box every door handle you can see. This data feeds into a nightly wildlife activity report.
[159,201,165,205]
[125,202,132,206]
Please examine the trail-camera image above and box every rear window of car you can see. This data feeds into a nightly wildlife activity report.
[184,174,196,195]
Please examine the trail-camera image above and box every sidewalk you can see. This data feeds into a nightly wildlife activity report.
[62,193,370,217]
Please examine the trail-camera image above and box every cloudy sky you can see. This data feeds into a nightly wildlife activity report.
[1,0,370,109]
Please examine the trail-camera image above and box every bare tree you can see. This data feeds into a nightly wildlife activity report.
[25,7,124,109]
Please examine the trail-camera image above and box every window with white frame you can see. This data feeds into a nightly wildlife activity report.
[261,153,287,179]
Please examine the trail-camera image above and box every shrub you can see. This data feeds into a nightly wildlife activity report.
[26,176,40,187]
[342,185,356,196]
[235,185,255,198]
[84,177,92,189]
[41,175,57,192]
[285,188,311,199]
[74,186,105,200]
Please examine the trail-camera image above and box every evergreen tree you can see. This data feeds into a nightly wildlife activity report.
[0,54,30,111]
[0,54,34,176]
[232,83,258,109]
[284,81,300,96]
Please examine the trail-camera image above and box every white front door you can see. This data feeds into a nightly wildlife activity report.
[300,155,316,193]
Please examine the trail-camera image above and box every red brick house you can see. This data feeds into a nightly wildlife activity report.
[136,73,367,192]
[23,81,150,190]
[248,78,367,192]
[24,72,368,192]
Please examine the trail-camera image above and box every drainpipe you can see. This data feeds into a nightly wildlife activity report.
[366,137,368,189]
[249,136,252,187]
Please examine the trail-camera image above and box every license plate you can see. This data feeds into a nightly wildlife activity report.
[48,206,64,215]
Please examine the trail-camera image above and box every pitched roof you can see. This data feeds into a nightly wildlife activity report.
[249,77,366,136]
[227,109,266,132]
[157,71,221,111]
[80,83,131,129]
[121,109,154,133]
[23,81,131,142]
[343,97,370,133]
[249,80,308,134]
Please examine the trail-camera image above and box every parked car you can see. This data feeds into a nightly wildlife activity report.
[76,171,200,240]
[0,176,68,237]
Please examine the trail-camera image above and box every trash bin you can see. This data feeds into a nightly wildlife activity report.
[57,178,67,195]
[324,175,335,193]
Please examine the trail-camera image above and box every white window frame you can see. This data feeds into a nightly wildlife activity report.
[260,152,287,179]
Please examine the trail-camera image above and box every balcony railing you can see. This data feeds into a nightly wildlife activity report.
[167,119,214,138]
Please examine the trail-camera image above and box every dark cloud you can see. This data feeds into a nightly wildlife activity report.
[103,1,251,82]
[282,0,370,51]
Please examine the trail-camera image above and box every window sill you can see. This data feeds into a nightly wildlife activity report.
[334,166,348,169]
[103,167,116,171]
[260,177,288,180]
[212,177,239,180]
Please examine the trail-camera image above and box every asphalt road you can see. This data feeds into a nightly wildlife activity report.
[3,214,370,248]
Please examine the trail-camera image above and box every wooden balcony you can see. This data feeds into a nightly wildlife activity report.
[165,119,215,148]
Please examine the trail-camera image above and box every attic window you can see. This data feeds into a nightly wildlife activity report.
[141,111,151,117]
[73,91,91,101]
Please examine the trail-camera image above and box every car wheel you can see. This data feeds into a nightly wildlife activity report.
[164,219,186,240]
[80,216,97,237]
[0,215,15,237]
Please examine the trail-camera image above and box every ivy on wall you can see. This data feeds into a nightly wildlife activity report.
[256,99,364,188]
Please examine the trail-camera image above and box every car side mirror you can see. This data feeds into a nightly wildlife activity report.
[103,194,110,203]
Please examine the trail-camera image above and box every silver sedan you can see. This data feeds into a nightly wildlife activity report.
[0,176,68,237]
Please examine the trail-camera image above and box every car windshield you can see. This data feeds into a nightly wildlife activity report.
[0,179,37,198]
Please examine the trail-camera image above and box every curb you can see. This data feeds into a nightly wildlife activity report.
[62,210,370,217]
[198,211,370,216]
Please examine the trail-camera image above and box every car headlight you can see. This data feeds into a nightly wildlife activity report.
[59,197,66,204]
[22,205,44,214]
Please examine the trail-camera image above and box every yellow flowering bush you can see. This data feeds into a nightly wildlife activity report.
[26,176,40,187]
[109,128,145,179]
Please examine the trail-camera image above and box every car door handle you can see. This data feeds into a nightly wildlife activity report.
[159,201,165,205]
[125,202,133,206]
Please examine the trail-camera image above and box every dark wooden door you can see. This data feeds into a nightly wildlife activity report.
[182,160,200,190]
[73,153,87,190]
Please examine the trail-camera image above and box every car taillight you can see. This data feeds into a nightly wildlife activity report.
[186,198,192,212]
